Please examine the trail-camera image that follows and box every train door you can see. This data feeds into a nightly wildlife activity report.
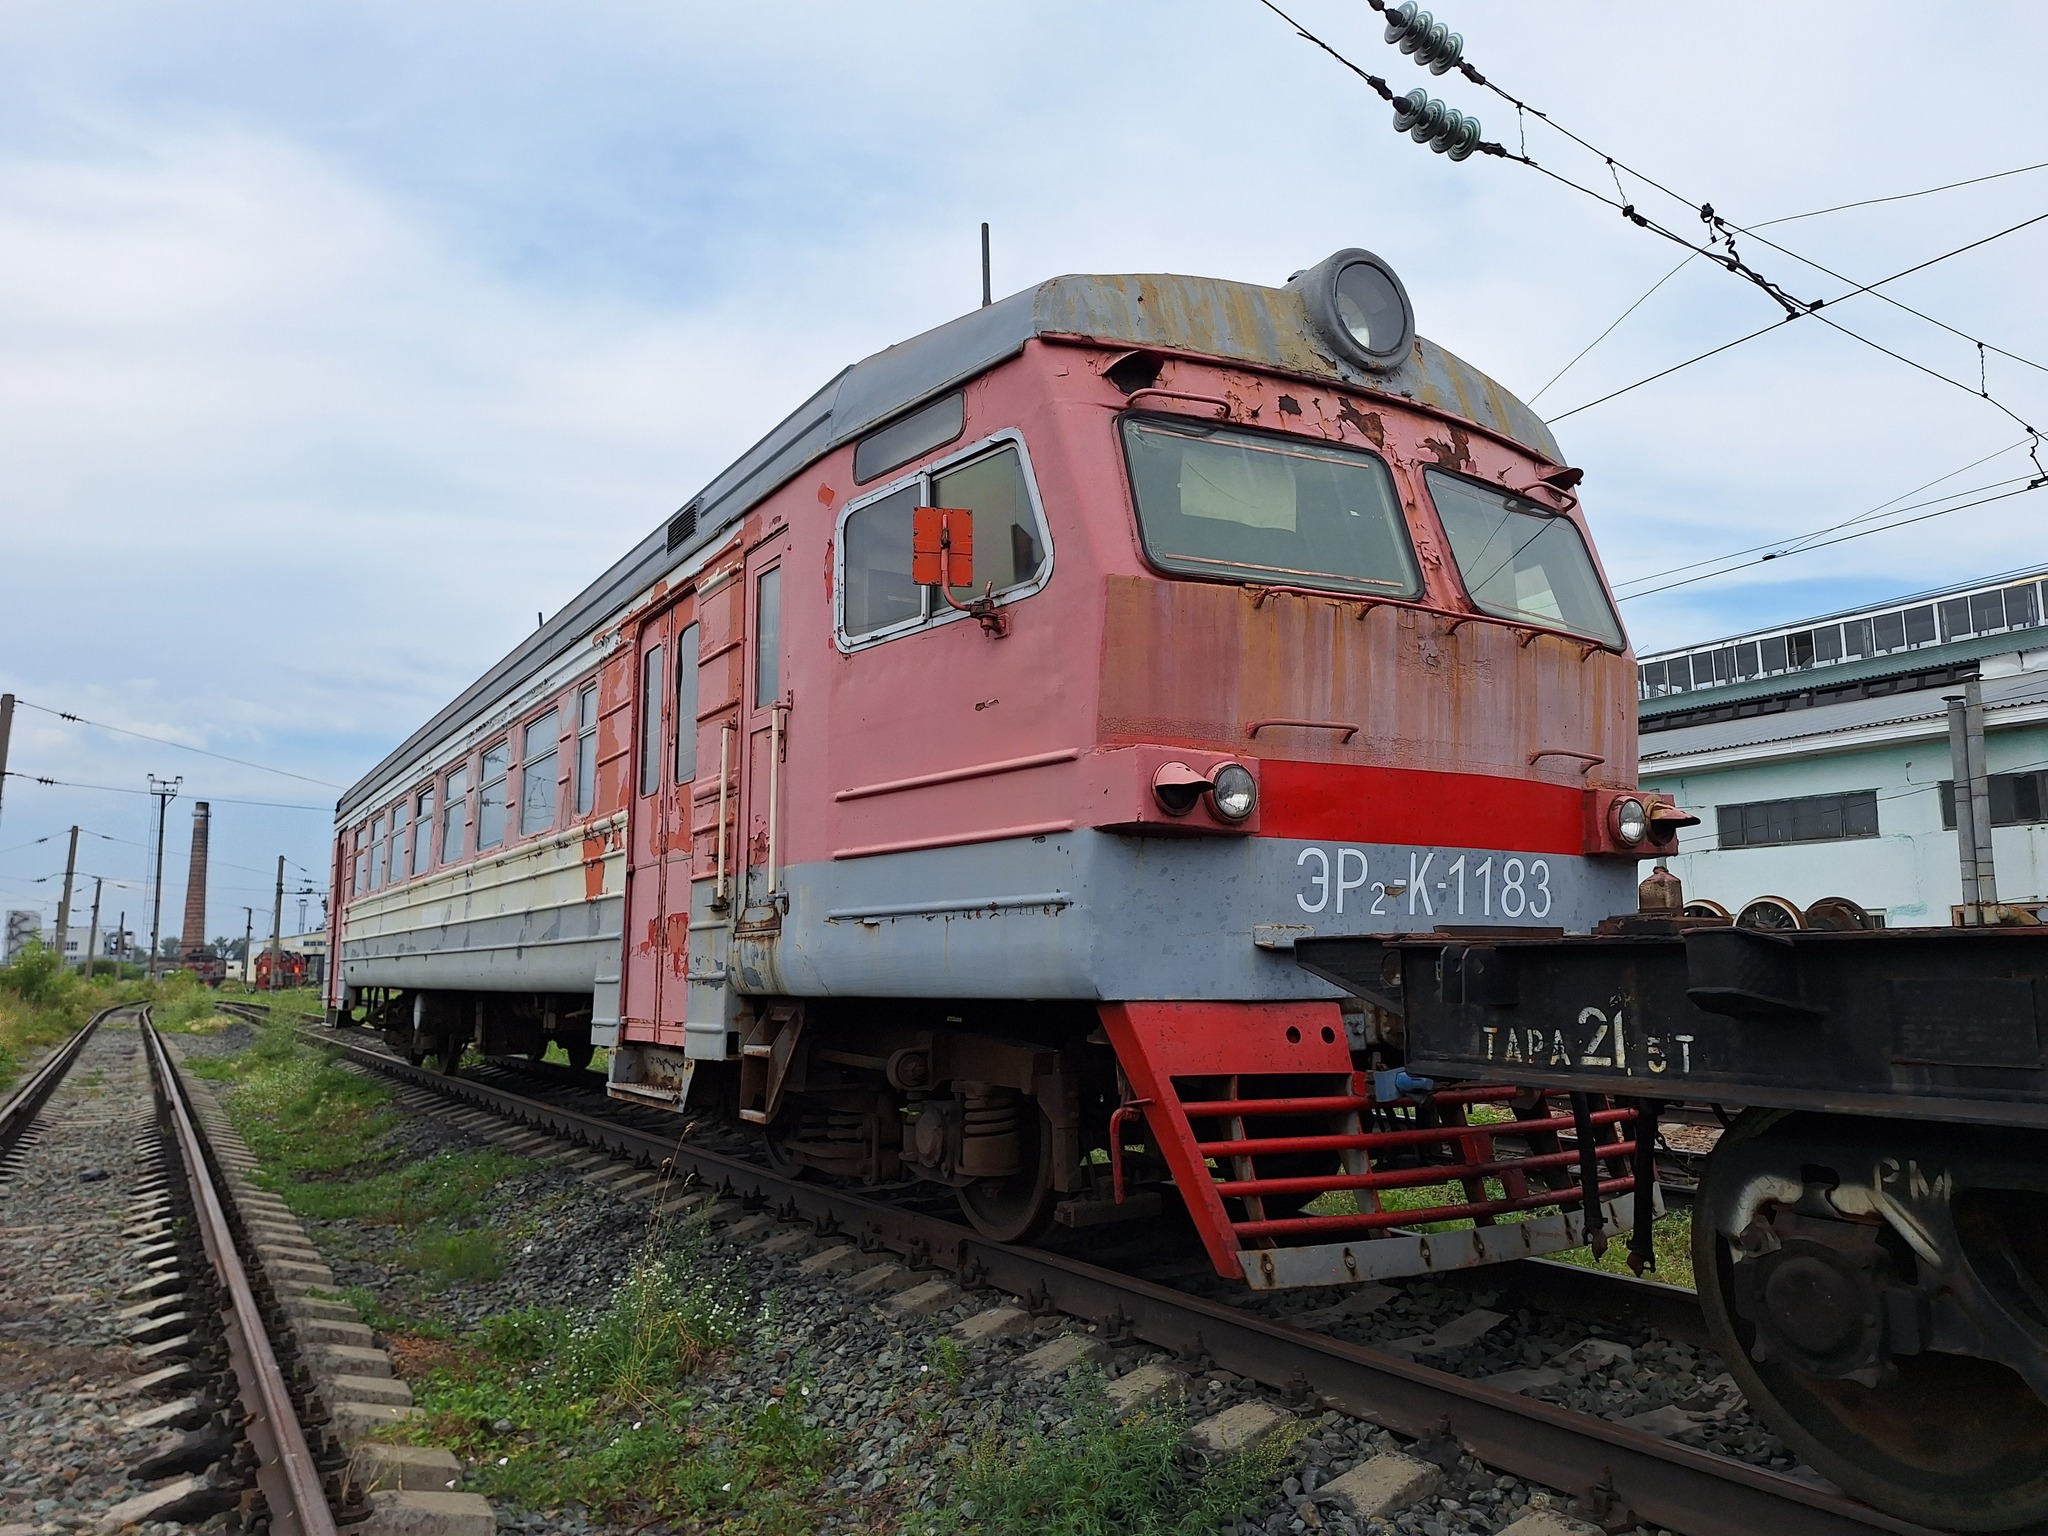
[737,541,788,940]
[620,595,695,1045]
[683,557,748,1058]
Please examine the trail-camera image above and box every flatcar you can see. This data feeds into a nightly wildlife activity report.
[329,247,1681,1266]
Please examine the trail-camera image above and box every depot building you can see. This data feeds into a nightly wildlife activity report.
[1636,568,2048,927]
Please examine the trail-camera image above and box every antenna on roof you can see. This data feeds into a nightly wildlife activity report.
[980,222,992,309]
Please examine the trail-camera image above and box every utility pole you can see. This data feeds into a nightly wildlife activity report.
[1946,679,2000,925]
[84,877,103,982]
[0,692,14,838]
[146,775,182,980]
[269,856,285,993]
[54,825,79,969]
[243,907,254,986]
[117,910,127,970]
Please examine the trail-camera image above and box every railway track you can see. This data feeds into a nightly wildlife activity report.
[303,1022,1947,1536]
[1,1002,464,1536]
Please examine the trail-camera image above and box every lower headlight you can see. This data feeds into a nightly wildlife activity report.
[1611,796,1649,846]
[1211,763,1258,822]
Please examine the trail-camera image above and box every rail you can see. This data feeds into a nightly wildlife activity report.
[0,1002,118,1156]
[309,1027,1939,1536]
[144,1008,337,1536]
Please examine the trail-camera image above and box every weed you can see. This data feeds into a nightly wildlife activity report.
[341,1286,454,1341]
[390,1257,829,1528]
[0,942,149,1091]
[1553,1206,1695,1288]
[927,1334,968,1394]
[411,1229,505,1284]
[945,1374,1299,1536]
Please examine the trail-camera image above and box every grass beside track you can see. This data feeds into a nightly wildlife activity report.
[192,1019,1301,1533]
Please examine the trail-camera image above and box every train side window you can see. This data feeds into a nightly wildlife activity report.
[932,445,1045,602]
[574,685,598,816]
[440,767,470,863]
[639,647,663,797]
[853,391,964,483]
[477,745,509,848]
[412,787,435,876]
[389,803,409,883]
[836,431,1054,649]
[368,816,386,891]
[520,710,560,836]
[674,624,700,782]
[756,571,782,705]
[352,828,368,895]
[841,486,922,638]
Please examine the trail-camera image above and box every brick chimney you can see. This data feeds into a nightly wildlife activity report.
[179,802,210,964]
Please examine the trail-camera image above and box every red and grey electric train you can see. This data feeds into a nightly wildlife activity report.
[328,249,2037,1527]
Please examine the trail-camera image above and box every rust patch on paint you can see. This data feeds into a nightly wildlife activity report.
[1419,425,1475,472]
[583,835,608,902]
[816,481,836,506]
[1337,400,1385,448]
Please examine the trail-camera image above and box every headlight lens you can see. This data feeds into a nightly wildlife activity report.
[1211,764,1258,822]
[1612,796,1649,846]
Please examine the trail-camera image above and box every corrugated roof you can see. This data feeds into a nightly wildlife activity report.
[1640,668,2048,762]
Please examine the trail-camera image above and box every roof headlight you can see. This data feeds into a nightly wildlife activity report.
[1211,764,1258,822]
[1290,248,1416,373]
[1611,796,1649,847]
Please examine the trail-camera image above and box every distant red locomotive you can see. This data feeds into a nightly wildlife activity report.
[330,248,1683,1288]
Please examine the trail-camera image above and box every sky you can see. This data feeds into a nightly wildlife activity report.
[3,1,2047,939]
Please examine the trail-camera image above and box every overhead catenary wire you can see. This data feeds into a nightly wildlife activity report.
[0,771,329,813]
[1258,2,2047,450]
[12,699,343,789]
[1616,478,2048,603]
[1611,439,2040,594]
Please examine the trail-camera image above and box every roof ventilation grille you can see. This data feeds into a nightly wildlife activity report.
[666,500,701,552]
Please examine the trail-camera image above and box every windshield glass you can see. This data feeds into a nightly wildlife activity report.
[1426,471,1624,647]
[1121,417,1421,596]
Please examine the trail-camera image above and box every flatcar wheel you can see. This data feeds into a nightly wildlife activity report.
[957,1104,1057,1245]
[759,1115,810,1180]
[1695,1113,2048,1530]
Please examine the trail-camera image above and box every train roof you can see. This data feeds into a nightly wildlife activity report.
[339,268,1562,817]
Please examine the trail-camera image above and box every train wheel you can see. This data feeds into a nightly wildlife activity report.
[759,1114,810,1180]
[957,1104,1057,1245]
[1735,895,1803,931]
[433,1035,464,1074]
[564,1040,595,1072]
[1696,1113,2048,1530]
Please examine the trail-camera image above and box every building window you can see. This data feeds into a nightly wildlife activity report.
[1716,791,1879,849]
[1939,771,2048,829]
[441,767,470,863]
[520,710,560,836]
[575,685,598,816]
[478,744,509,848]
[412,787,435,876]
[674,624,700,783]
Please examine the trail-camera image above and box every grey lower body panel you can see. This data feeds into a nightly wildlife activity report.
[754,832,1636,1001]
[341,895,622,994]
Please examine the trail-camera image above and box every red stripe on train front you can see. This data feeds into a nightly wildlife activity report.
[1258,759,1587,855]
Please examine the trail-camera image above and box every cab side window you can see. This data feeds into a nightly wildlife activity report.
[835,436,1050,648]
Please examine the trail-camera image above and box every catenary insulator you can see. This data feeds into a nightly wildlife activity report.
[1384,1,1464,75]
[1391,88,1482,161]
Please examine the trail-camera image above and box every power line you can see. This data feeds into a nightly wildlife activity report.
[13,699,343,789]
[1528,252,1697,404]
[1611,439,2038,594]
[1261,1,2047,447]
[1751,161,2048,230]
[1616,479,2048,603]
[1,771,329,812]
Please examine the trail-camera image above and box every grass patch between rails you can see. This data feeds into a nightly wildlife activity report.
[387,1256,839,1531]
[944,1374,1302,1536]
[1551,1206,1695,1288]
[192,1018,527,1276]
